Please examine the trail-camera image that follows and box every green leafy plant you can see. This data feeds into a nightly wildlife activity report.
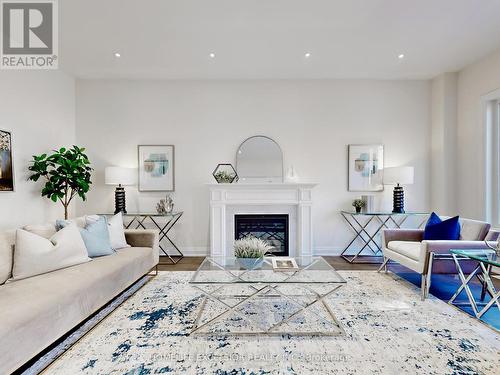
[352,199,366,212]
[214,170,236,183]
[233,236,273,258]
[28,146,93,219]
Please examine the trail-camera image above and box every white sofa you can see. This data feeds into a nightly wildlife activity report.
[0,227,159,374]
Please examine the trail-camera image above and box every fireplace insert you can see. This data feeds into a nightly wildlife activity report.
[234,214,289,256]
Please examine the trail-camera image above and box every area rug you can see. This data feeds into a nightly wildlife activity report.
[393,269,500,330]
[44,271,499,374]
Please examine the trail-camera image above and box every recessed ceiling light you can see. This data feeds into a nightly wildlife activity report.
[114,52,121,58]
[304,52,311,58]
[209,52,216,58]
[398,53,405,59]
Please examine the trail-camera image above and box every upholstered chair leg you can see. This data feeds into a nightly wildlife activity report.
[426,252,434,298]
[421,274,427,300]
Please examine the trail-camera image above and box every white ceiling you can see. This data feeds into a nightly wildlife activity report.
[60,0,500,80]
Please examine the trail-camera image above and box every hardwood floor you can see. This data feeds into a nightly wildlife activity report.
[158,257,206,271]
[158,256,381,271]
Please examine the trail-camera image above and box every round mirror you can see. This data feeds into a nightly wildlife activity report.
[236,136,283,183]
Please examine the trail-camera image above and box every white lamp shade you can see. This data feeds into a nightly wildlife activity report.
[105,167,136,186]
[383,166,414,185]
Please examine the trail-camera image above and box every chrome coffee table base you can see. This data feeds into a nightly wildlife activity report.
[189,256,347,336]
[190,283,345,336]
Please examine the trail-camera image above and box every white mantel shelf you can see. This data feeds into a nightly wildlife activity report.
[207,182,318,258]
[206,182,318,188]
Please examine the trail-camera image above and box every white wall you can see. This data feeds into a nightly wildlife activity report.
[457,49,500,220]
[76,79,431,255]
[0,71,76,229]
[431,72,457,215]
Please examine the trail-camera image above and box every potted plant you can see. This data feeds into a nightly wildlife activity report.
[352,198,366,213]
[28,146,93,219]
[233,236,273,269]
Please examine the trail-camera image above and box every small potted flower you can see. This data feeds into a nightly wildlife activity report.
[352,198,366,213]
[233,236,273,270]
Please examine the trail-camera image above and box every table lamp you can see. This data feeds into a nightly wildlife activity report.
[383,166,414,213]
[105,167,136,214]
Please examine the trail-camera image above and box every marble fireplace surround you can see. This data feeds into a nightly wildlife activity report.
[208,183,317,258]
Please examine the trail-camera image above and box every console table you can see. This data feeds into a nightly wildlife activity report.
[340,211,429,263]
[103,212,184,264]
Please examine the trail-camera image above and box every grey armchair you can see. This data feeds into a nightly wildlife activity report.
[379,217,499,300]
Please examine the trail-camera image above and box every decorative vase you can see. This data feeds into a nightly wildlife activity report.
[237,257,264,270]
[361,195,374,213]
[165,194,174,213]
[355,207,362,213]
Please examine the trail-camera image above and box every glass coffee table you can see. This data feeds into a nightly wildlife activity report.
[449,249,500,318]
[189,256,346,336]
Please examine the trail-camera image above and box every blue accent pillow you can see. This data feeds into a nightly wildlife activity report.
[423,212,461,241]
[56,217,114,257]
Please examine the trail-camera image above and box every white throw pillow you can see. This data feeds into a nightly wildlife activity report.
[22,223,57,239]
[11,224,91,281]
[86,213,129,250]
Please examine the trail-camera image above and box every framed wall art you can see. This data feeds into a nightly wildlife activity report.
[138,145,175,192]
[348,144,383,192]
[0,130,14,192]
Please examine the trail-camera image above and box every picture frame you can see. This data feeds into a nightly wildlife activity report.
[348,144,384,192]
[271,257,299,271]
[138,145,175,192]
[0,130,14,192]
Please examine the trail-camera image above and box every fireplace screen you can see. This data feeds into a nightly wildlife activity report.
[234,214,289,256]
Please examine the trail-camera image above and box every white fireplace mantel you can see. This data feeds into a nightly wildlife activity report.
[207,182,318,258]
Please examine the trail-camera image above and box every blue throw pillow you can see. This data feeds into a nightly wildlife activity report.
[423,212,461,241]
[57,216,114,257]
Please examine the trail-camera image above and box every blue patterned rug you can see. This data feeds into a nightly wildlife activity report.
[43,271,499,374]
[393,269,500,330]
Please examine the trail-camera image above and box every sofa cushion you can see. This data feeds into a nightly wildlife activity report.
[0,231,15,285]
[0,246,155,374]
[460,219,490,241]
[11,224,91,281]
[387,241,422,261]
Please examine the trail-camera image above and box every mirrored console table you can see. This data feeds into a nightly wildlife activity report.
[102,212,184,264]
[340,211,429,263]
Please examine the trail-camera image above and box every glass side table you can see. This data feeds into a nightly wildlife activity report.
[449,249,500,318]
[340,211,429,263]
[101,212,184,264]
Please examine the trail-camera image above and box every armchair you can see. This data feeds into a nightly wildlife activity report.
[379,218,498,300]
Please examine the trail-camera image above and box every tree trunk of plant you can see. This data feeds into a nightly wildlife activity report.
[64,204,68,220]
